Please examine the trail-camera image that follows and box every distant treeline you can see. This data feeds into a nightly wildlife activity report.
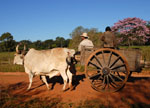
[1,17,150,52]
[0,32,71,52]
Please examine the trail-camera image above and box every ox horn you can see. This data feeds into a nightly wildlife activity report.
[16,44,20,53]
[23,45,26,51]
[22,44,26,55]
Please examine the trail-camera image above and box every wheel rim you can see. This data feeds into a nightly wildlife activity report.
[85,48,130,92]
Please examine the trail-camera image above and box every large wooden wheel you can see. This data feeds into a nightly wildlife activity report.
[85,48,130,92]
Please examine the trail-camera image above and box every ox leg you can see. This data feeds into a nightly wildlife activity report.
[27,73,33,90]
[67,68,73,89]
[41,76,50,90]
[60,71,68,91]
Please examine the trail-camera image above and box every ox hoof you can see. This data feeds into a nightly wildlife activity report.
[47,88,51,91]
[62,89,66,92]
[62,88,69,92]
[26,88,30,91]
[69,86,75,91]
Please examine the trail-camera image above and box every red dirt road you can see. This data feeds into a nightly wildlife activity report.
[0,71,150,107]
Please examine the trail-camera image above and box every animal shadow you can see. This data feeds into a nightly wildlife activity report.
[46,76,64,90]
[42,63,85,90]
[72,74,86,90]
[41,74,86,90]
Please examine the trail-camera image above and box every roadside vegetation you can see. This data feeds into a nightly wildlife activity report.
[0,45,150,72]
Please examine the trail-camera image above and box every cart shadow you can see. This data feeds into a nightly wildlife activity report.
[117,75,150,91]
[127,76,150,82]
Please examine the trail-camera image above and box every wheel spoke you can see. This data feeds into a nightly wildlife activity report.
[95,84,103,88]
[94,55,103,68]
[111,64,125,70]
[108,51,112,67]
[93,81,103,87]
[109,56,120,68]
[109,81,117,88]
[88,61,101,69]
[102,51,106,66]
[108,74,118,86]
[98,74,103,80]
[110,73,123,81]
[89,73,101,79]
[102,76,106,89]
[93,80,103,85]
[106,75,110,89]
[117,72,122,78]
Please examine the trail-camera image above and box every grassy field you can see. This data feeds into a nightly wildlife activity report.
[0,46,149,72]
[0,52,24,72]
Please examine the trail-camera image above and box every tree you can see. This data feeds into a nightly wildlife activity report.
[43,39,54,49]
[33,40,43,49]
[112,17,150,46]
[69,26,85,50]
[69,26,103,50]
[55,37,65,47]
[19,40,32,51]
[64,39,71,47]
[0,32,16,52]
[146,21,150,45]
[87,28,103,48]
[0,32,13,41]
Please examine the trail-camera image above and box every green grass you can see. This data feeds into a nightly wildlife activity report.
[0,52,24,72]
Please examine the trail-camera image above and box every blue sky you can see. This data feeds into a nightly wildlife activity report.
[0,0,150,41]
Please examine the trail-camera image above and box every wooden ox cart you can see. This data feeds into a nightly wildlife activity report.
[75,47,147,92]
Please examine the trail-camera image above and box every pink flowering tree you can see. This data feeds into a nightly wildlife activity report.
[112,17,150,46]
[146,21,150,45]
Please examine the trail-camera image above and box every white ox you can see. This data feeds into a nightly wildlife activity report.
[13,44,75,91]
